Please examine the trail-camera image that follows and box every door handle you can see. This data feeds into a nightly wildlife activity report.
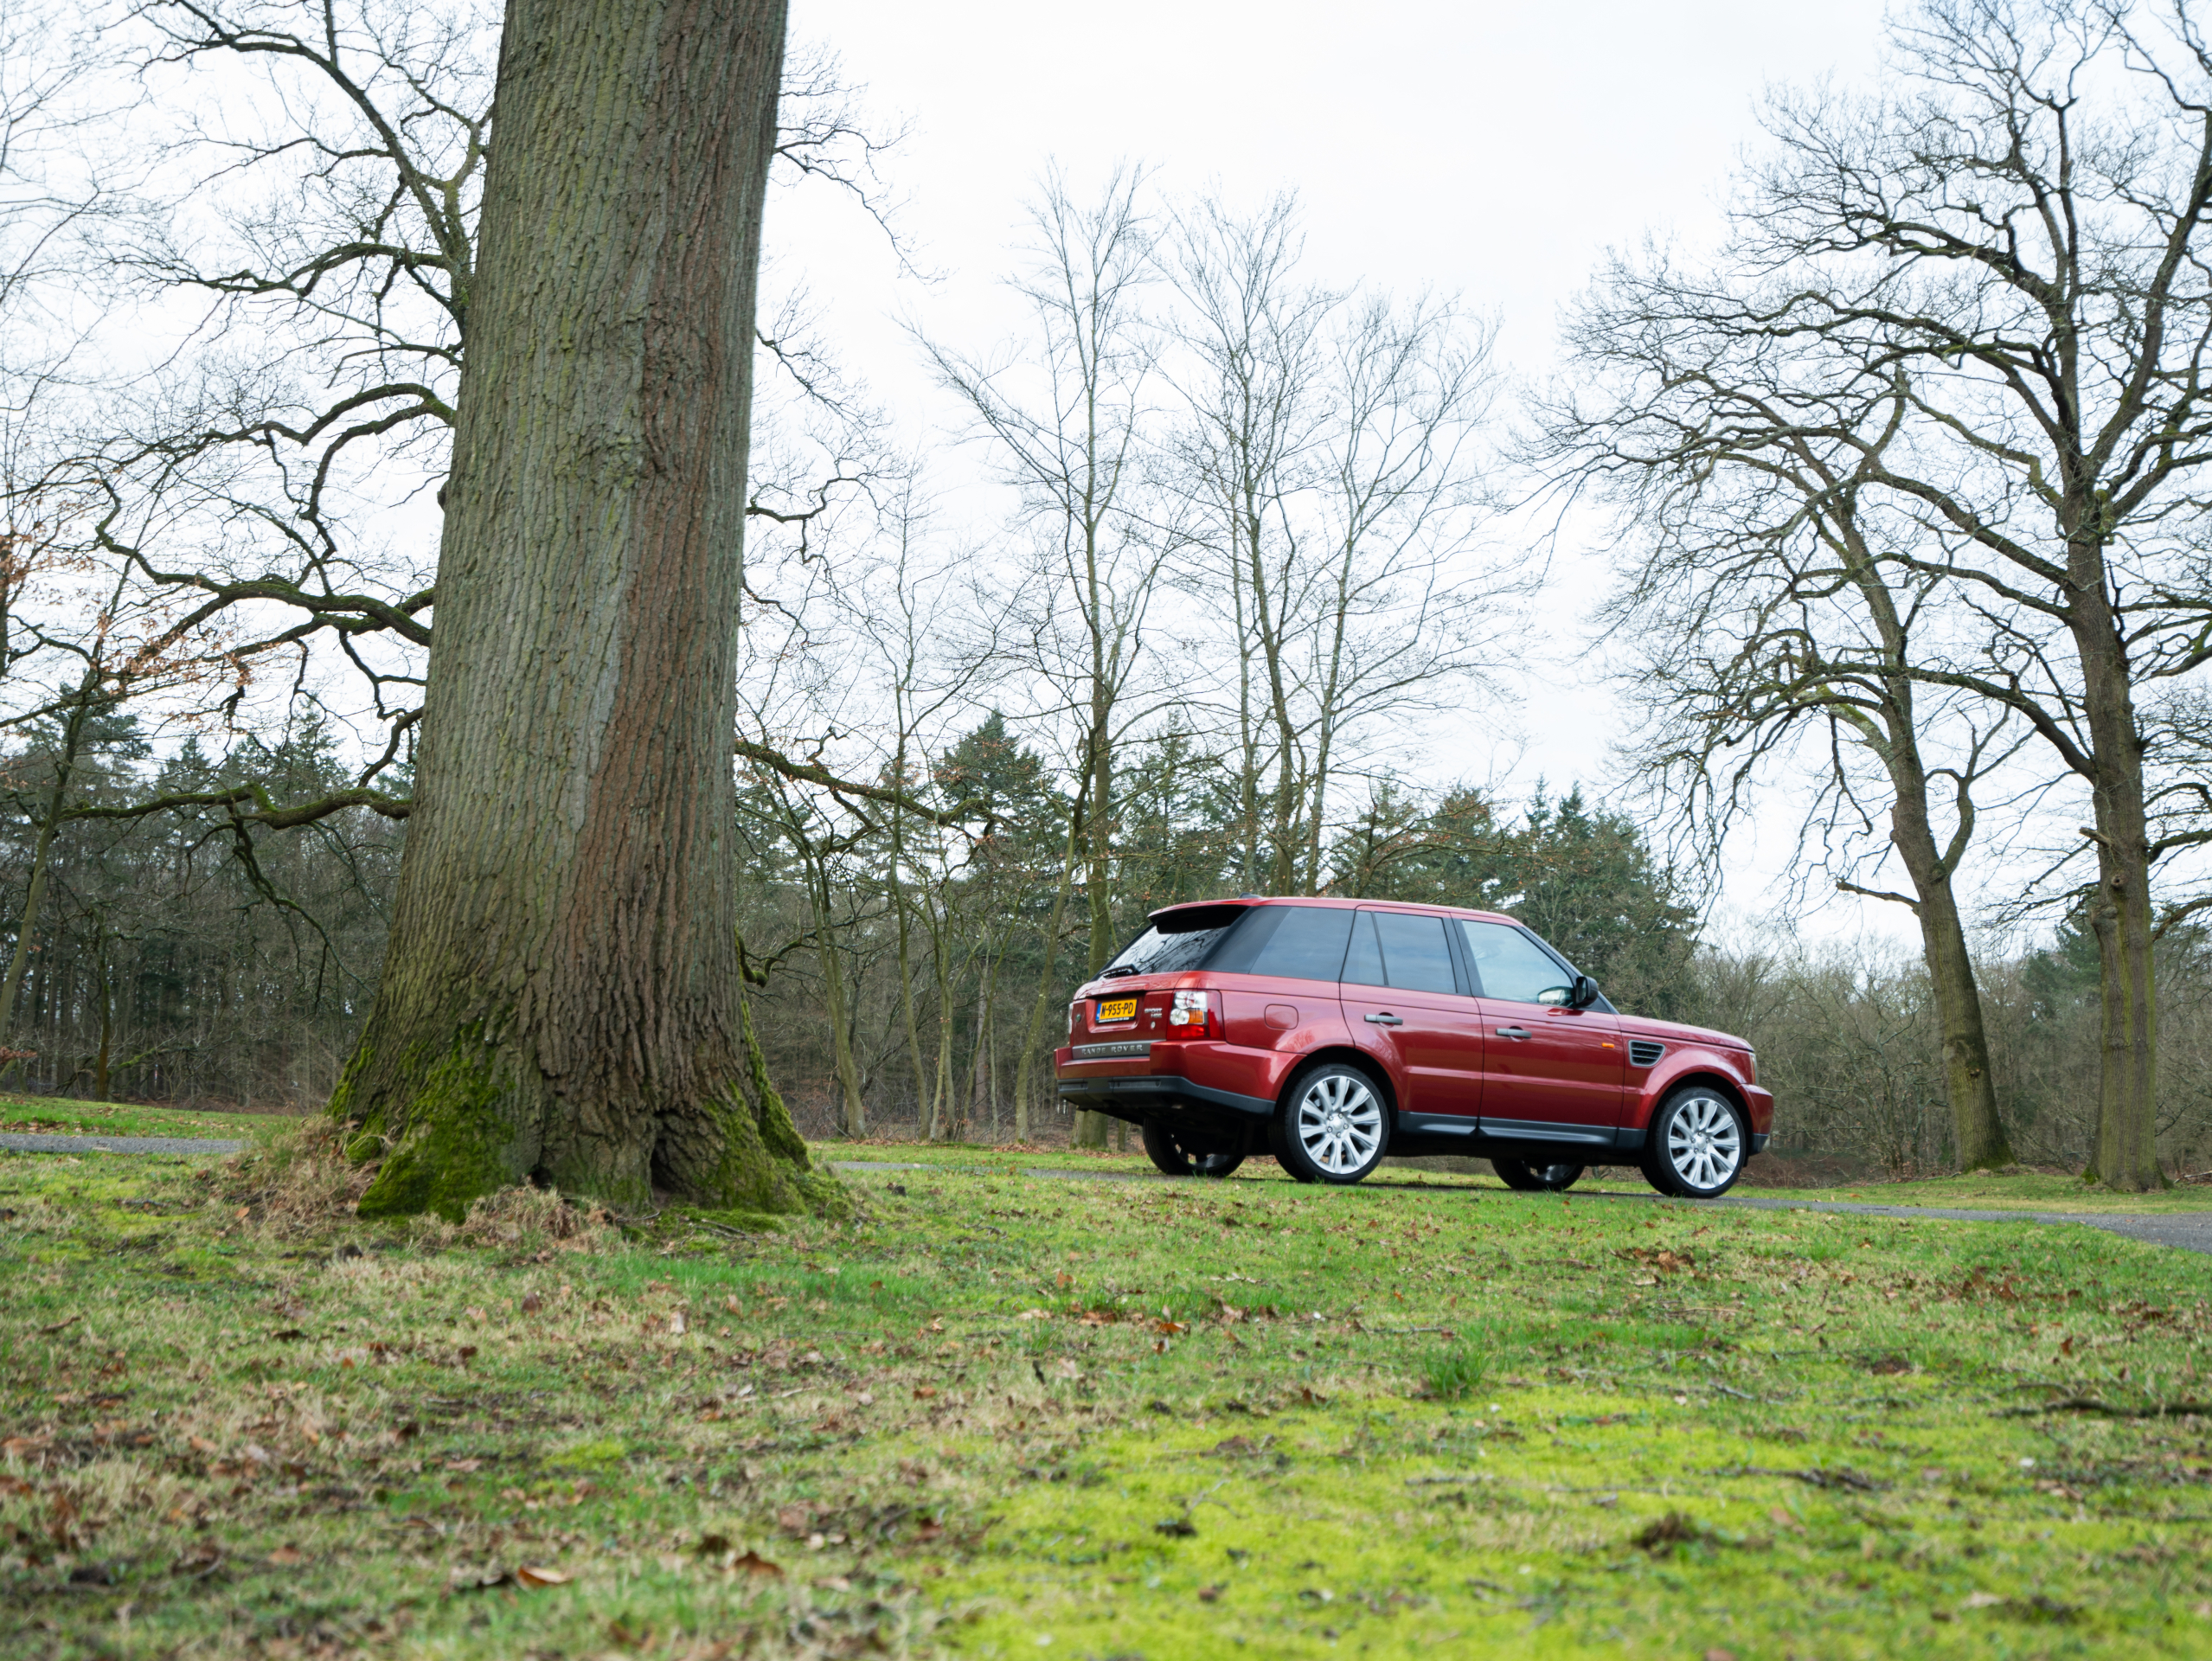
[1364,1012,1404,1027]
[1495,1025,1530,1040]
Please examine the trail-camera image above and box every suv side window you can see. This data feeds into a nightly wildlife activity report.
[1210,905,1356,981]
[1345,910,1459,995]
[1459,920,1575,1005]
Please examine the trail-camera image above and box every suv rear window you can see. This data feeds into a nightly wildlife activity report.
[1207,904,1355,981]
[1101,904,1251,977]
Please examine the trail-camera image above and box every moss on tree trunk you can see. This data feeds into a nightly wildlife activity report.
[333,0,837,1222]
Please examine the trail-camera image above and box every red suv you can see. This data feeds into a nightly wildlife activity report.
[1054,897,1771,1197]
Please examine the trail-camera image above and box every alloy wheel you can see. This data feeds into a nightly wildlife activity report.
[1664,1093,1743,1191]
[1294,1072,1383,1177]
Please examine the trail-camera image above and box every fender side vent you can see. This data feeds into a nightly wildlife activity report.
[1628,1040,1666,1068]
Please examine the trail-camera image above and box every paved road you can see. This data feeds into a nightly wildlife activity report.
[830,1160,2212,1255]
[0,1132,247,1156]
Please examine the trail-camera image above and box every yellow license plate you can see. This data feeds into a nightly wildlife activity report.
[1095,997,1138,1023]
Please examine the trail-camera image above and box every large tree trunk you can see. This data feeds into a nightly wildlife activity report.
[2075,598,2162,1191]
[334,0,832,1221]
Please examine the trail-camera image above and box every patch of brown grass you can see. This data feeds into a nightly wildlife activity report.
[206,1118,374,1241]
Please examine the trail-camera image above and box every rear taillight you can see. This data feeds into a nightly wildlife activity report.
[1164,989,1220,1038]
[1068,1004,1080,1042]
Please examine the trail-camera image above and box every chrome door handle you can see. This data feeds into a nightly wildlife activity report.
[1364,1013,1404,1027]
[1495,1026,1530,1040]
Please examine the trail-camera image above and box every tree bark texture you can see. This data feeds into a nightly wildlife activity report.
[333,0,834,1221]
[2074,594,2161,1190]
[1881,755,2010,1172]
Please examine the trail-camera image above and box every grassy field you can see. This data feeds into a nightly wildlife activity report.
[0,1097,305,1141]
[7,1131,2212,1659]
[830,1136,2212,1215]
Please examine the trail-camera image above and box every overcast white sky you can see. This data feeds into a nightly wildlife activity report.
[774,0,1914,946]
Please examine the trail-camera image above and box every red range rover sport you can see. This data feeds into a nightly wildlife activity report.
[1054,897,1773,1197]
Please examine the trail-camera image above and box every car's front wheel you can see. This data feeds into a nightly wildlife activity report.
[1491,1157,1585,1192]
[1271,1062,1390,1185]
[1140,1119,1246,1179]
[1640,1086,1748,1198]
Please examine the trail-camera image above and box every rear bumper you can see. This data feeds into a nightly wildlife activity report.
[1054,1075,1274,1119]
[1054,1040,1288,1124]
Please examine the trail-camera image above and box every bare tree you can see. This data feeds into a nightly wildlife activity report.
[1166,193,1510,895]
[1568,0,2212,1189]
[924,164,1164,1147]
[1540,296,2020,1168]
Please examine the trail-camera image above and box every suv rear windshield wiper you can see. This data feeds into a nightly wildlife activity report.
[1100,963,1143,978]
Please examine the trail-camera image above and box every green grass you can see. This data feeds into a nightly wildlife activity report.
[1735,1170,2212,1215]
[0,1095,301,1141]
[836,1136,2212,1213]
[7,1132,2212,1658]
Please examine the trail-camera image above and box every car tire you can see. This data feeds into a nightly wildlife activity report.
[1492,1157,1586,1192]
[1141,1119,1247,1179]
[1270,1061,1390,1186]
[1640,1086,1749,1198]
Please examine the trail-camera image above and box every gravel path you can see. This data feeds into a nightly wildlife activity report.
[830,1159,2212,1254]
[0,1132,247,1156]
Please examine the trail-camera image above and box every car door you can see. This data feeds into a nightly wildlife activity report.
[1339,909,1484,1120]
[1455,918,1624,1143]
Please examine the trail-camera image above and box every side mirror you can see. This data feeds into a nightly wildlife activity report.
[1569,974,1599,1010]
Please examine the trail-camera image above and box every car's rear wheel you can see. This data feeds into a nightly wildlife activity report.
[1491,1157,1585,1192]
[1271,1062,1389,1185]
[1141,1119,1246,1179]
[1640,1086,1747,1198]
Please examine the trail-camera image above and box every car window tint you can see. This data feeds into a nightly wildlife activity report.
[1459,920,1573,1004]
[1372,912,1459,994]
[1226,905,1354,981]
[1343,910,1386,985]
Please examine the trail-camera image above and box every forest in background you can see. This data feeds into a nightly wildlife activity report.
[9,697,2212,1179]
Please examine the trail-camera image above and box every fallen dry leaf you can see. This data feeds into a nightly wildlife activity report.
[731,1549,782,1578]
[1016,1308,1050,1321]
[516,1565,569,1588]
[913,1385,938,1400]
[266,1546,304,1566]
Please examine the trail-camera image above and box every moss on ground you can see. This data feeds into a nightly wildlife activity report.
[5,1138,2212,1658]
